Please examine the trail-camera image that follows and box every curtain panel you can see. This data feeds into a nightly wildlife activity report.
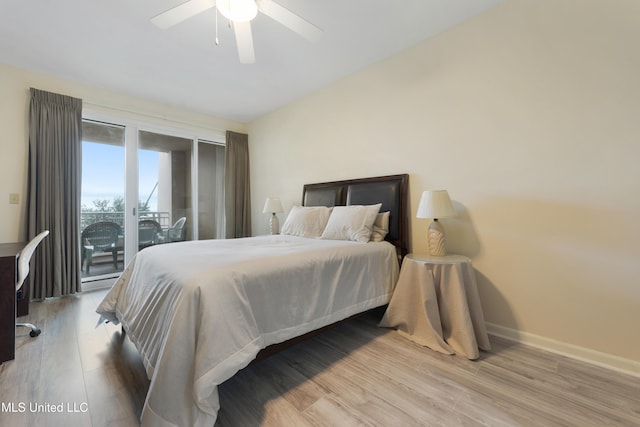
[27,88,83,298]
[224,131,252,238]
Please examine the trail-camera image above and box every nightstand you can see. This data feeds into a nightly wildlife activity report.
[379,253,491,359]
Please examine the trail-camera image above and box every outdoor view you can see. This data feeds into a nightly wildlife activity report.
[81,142,159,216]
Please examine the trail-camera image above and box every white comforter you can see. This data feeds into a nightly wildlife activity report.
[96,235,399,427]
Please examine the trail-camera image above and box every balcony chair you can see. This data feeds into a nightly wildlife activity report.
[159,216,187,243]
[138,219,163,250]
[16,230,49,337]
[81,221,121,274]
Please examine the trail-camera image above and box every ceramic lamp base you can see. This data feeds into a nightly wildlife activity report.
[269,213,280,235]
[428,219,447,256]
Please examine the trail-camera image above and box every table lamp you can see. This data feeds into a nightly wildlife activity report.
[262,197,284,235]
[416,190,455,256]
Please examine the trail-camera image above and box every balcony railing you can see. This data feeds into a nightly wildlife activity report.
[80,211,171,231]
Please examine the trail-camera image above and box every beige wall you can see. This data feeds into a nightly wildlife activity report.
[0,63,246,243]
[249,0,640,369]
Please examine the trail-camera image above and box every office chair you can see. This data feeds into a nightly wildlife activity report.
[16,230,49,337]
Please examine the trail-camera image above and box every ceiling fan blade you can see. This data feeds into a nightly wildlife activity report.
[151,0,216,29]
[233,21,256,64]
[257,0,322,42]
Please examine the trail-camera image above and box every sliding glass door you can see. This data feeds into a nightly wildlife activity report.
[81,120,126,280]
[80,114,225,283]
[138,130,193,246]
[198,140,226,240]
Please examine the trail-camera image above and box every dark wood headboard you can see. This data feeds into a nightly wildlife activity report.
[302,174,409,259]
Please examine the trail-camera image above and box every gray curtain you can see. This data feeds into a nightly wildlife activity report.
[224,131,252,238]
[27,88,83,298]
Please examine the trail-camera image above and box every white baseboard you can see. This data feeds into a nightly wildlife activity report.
[485,322,640,378]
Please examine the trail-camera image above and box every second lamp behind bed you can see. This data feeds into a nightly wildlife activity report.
[263,197,284,234]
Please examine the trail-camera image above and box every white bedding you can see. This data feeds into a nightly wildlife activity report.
[96,235,399,427]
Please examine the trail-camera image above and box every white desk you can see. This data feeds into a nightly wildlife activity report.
[379,254,490,359]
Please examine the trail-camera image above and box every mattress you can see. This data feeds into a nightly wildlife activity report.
[96,234,399,427]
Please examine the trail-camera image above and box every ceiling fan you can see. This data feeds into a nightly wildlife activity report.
[152,0,322,64]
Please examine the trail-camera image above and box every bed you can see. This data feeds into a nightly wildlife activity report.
[96,174,409,427]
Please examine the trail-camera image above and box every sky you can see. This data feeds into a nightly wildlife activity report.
[81,141,159,211]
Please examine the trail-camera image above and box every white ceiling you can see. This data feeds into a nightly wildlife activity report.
[0,0,503,122]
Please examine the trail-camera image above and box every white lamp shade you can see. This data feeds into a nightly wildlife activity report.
[217,0,258,22]
[416,190,455,219]
[262,197,283,214]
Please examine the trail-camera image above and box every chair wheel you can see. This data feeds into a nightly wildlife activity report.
[30,329,41,337]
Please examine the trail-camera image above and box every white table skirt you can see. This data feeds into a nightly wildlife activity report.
[379,254,490,359]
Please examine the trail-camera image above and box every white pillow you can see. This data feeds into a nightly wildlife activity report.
[281,206,332,238]
[320,204,382,243]
[370,211,390,242]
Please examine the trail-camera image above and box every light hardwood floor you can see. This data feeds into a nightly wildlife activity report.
[1,289,638,426]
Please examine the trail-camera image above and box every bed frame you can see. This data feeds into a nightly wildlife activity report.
[253,173,409,361]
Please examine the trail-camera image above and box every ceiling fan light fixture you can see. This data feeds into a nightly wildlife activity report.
[217,0,258,22]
